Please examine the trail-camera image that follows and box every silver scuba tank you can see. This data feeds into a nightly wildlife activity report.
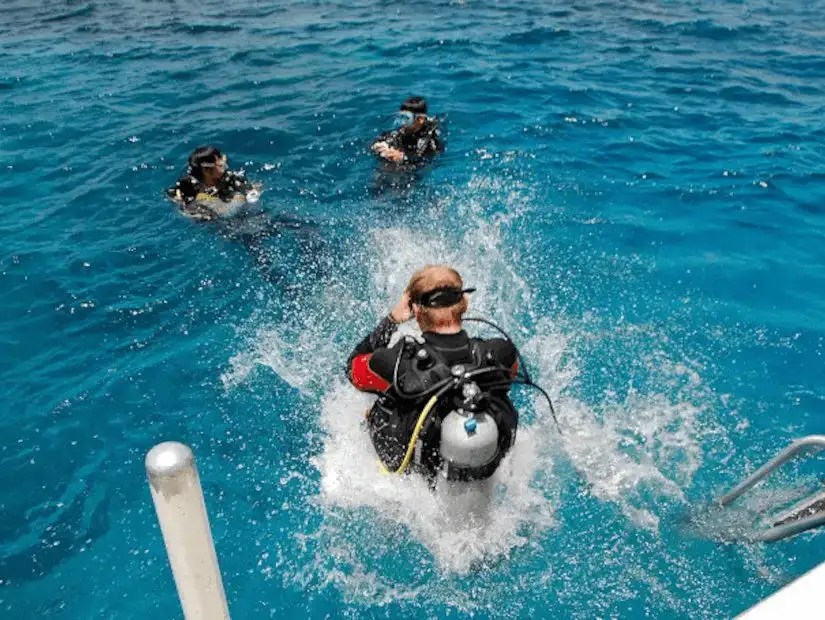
[439,408,499,477]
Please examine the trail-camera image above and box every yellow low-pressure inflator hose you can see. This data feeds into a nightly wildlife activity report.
[379,392,442,475]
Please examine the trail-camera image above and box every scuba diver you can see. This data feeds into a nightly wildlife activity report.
[371,96,443,166]
[166,146,261,221]
[346,265,520,484]
[165,145,308,284]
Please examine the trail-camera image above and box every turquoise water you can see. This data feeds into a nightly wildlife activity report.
[2,0,825,617]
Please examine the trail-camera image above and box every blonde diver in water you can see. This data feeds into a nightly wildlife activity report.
[166,146,262,220]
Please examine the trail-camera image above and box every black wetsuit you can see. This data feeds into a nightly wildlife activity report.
[166,171,249,219]
[373,118,443,163]
[347,316,519,480]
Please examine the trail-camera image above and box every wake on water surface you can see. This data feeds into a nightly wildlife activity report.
[220,173,747,607]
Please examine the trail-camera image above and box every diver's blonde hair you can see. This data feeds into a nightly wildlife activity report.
[406,265,468,332]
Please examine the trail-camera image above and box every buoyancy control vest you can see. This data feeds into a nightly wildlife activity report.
[367,335,519,482]
[167,172,249,207]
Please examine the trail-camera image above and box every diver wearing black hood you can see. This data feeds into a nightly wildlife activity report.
[166,146,254,220]
[371,97,443,165]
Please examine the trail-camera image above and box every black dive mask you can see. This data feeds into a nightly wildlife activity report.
[414,286,476,308]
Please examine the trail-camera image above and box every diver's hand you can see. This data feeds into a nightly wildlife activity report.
[390,292,412,323]
[373,141,406,163]
[381,148,406,163]
[371,140,390,153]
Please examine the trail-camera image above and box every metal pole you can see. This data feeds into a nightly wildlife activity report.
[146,442,230,620]
[718,435,825,506]
[756,510,825,543]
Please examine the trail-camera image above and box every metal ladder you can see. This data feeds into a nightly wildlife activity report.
[719,435,825,542]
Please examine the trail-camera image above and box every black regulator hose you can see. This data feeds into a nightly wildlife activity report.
[464,316,562,435]
[463,317,534,385]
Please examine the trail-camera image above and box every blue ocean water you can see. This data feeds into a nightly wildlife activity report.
[2,0,825,617]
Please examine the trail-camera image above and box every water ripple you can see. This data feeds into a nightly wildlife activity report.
[2,0,825,618]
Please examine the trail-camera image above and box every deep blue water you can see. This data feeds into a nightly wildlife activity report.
[2,0,825,617]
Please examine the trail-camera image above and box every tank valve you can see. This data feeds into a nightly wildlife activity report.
[462,382,480,401]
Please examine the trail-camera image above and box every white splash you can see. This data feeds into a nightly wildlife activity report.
[223,172,723,586]
[313,379,557,574]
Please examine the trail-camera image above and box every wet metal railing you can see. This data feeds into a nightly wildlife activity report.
[718,435,825,542]
[146,442,231,620]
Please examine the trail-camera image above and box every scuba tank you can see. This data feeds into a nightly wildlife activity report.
[438,376,503,482]
[440,409,500,481]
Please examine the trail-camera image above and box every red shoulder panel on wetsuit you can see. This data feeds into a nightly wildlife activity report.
[351,354,391,393]
[510,361,519,378]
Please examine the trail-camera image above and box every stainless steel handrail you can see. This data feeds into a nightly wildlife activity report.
[717,435,825,543]
[756,510,825,543]
[719,435,825,506]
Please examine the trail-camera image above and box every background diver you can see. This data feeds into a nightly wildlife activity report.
[166,146,262,221]
[166,145,313,285]
[371,96,443,166]
[346,265,521,484]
